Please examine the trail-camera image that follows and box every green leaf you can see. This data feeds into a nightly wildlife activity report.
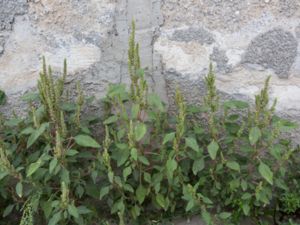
[156,193,166,210]
[60,168,70,184]
[138,155,150,166]
[185,200,194,212]
[241,193,252,200]
[123,166,132,181]
[48,211,61,225]
[242,204,250,216]
[16,182,23,198]
[166,158,177,178]
[108,171,114,183]
[27,123,49,148]
[3,204,14,217]
[103,115,118,125]
[4,118,23,127]
[100,186,110,200]
[192,158,205,175]
[41,201,52,219]
[66,149,79,156]
[258,162,273,185]
[49,158,58,174]
[224,100,248,109]
[207,140,219,160]
[136,185,147,204]
[21,92,39,102]
[219,212,232,219]
[148,93,165,111]
[131,104,140,119]
[249,127,261,145]
[163,132,175,145]
[185,137,201,152]
[21,127,35,135]
[74,135,100,148]
[0,171,8,181]
[226,161,240,172]
[68,204,79,218]
[201,208,212,225]
[27,159,43,177]
[131,205,141,219]
[131,148,138,161]
[134,123,147,141]
[77,206,92,215]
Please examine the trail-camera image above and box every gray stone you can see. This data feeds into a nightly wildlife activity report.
[171,27,215,45]
[295,24,300,39]
[278,0,299,17]
[210,47,232,73]
[242,28,298,79]
[0,0,28,31]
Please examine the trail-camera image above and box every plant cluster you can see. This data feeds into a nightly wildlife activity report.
[0,22,299,225]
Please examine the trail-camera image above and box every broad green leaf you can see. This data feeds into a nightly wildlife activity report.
[48,211,61,225]
[66,149,79,156]
[77,206,92,215]
[144,172,151,183]
[224,100,249,109]
[4,118,23,127]
[131,205,141,219]
[74,135,100,148]
[107,84,126,98]
[16,182,23,198]
[148,93,165,111]
[27,123,49,148]
[0,171,8,181]
[163,132,175,145]
[60,169,70,185]
[41,201,52,219]
[21,127,35,135]
[185,200,194,212]
[131,104,140,119]
[185,137,201,153]
[123,166,132,181]
[134,123,147,141]
[241,193,252,200]
[27,159,43,177]
[68,204,79,218]
[3,204,14,217]
[258,162,273,185]
[103,115,118,125]
[242,204,250,216]
[136,185,147,204]
[49,158,58,174]
[21,92,39,102]
[219,212,232,219]
[108,171,114,183]
[201,208,212,225]
[226,161,240,172]
[113,148,130,167]
[138,155,150,166]
[241,180,248,191]
[192,158,205,175]
[100,186,110,200]
[131,148,138,161]
[166,158,177,178]
[156,193,166,209]
[207,140,219,160]
[249,127,261,145]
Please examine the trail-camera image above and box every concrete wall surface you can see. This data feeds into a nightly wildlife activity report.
[0,0,300,128]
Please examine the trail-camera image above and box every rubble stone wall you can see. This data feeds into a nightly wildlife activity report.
[1,0,300,128]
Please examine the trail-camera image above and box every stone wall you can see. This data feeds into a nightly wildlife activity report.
[0,0,300,127]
